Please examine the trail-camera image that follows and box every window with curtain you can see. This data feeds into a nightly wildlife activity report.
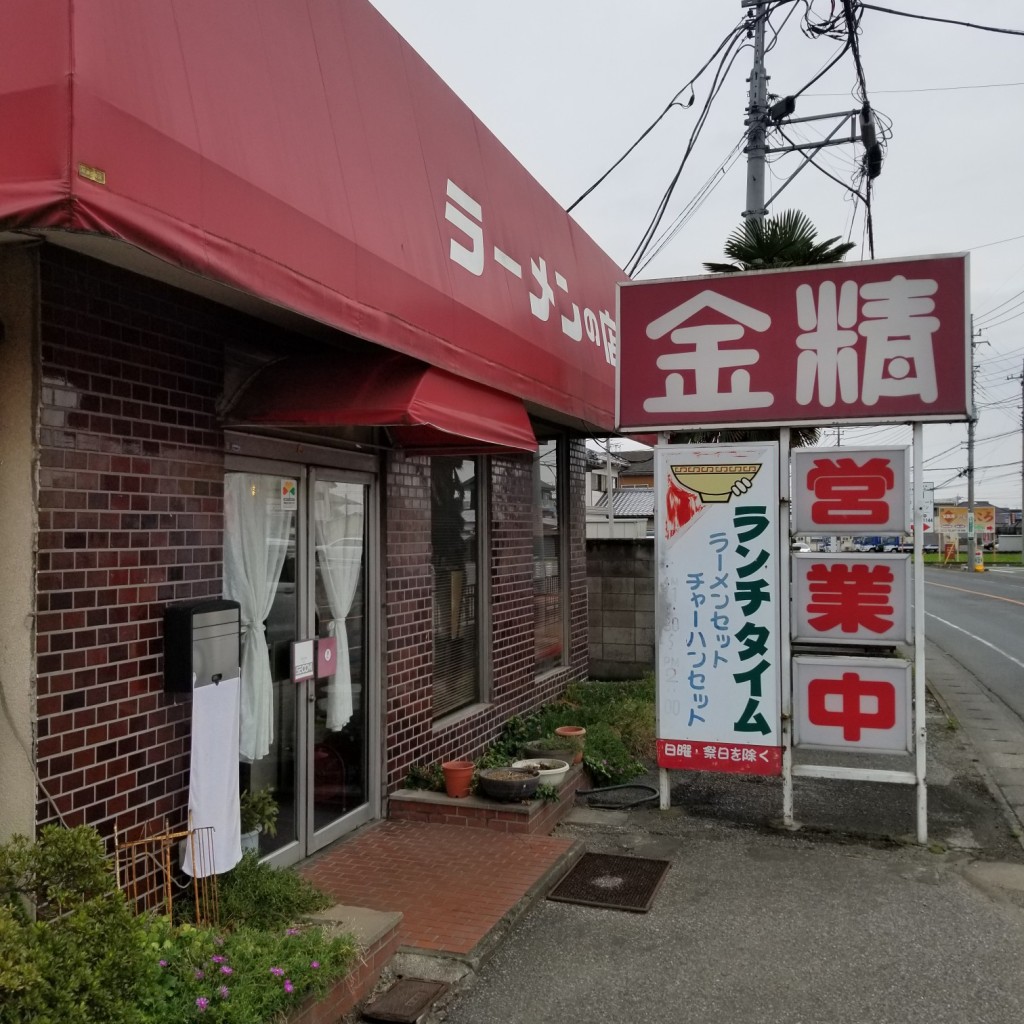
[223,472,294,764]
[431,457,480,718]
[534,440,563,672]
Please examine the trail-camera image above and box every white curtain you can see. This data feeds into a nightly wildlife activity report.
[314,483,364,731]
[224,474,291,762]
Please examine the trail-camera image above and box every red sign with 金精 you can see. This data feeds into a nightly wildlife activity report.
[617,254,970,431]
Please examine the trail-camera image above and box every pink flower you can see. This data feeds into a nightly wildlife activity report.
[194,969,205,980]
[310,961,320,969]
[286,927,300,936]
[220,965,233,975]
[218,986,230,999]
[284,979,294,995]
[270,967,284,977]
[210,955,226,963]
[196,997,209,1012]
[158,959,168,968]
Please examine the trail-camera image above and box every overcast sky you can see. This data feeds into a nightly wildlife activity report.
[368,0,1024,509]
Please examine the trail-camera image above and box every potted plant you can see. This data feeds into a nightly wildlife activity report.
[522,734,581,765]
[441,760,476,798]
[476,766,540,802]
[554,724,586,763]
[511,758,570,788]
[240,785,279,852]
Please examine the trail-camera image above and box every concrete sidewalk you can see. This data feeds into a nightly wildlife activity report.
[429,643,1024,1024]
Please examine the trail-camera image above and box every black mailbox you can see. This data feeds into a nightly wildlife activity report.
[164,599,242,694]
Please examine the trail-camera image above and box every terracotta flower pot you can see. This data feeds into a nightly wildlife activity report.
[555,725,586,764]
[441,760,475,799]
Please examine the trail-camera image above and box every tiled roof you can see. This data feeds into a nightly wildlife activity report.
[594,487,655,517]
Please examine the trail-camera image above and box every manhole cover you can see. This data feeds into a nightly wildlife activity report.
[363,978,447,1023]
[548,853,670,912]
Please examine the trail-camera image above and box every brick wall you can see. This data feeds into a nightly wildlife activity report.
[35,248,228,845]
[383,439,590,793]
[33,246,593,842]
[587,538,656,681]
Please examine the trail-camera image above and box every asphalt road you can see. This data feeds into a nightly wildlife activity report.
[924,564,1024,721]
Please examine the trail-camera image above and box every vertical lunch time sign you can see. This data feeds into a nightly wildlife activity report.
[655,443,781,776]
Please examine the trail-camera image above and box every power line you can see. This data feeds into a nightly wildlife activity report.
[974,289,1024,325]
[810,80,1024,97]
[776,125,867,204]
[857,4,1024,38]
[624,29,750,275]
[968,233,1024,252]
[566,19,747,214]
[977,307,1024,332]
[791,39,851,99]
[634,137,747,275]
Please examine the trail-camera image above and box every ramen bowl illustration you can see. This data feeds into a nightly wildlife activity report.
[669,463,760,502]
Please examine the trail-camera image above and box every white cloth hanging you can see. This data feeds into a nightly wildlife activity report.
[182,676,242,877]
[224,473,291,762]
[314,483,364,731]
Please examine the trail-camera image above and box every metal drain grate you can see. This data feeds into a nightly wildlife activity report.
[362,978,447,1023]
[547,853,670,913]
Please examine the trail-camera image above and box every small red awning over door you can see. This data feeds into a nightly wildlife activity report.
[227,350,537,456]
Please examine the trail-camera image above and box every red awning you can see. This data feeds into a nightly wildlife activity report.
[0,0,621,432]
[227,350,537,456]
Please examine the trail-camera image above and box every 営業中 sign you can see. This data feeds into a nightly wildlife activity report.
[793,656,912,754]
[791,446,910,535]
[791,553,911,645]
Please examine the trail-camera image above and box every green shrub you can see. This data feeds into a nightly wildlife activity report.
[0,829,356,1024]
[0,826,151,1024]
[194,852,332,932]
[582,721,646,786]
[136,915,357,1024]
[239,786,279,837]
[405,762,445,791]
[521,678,656,765]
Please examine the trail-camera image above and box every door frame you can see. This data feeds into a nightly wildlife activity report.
[225,434,381,867]
[304,465,380,855]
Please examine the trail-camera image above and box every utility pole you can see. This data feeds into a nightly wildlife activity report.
[1015,358,1024,566]
[739,0,881,222]
[967,415,977,571]
[743,0,769,222]
[966,320,986,571]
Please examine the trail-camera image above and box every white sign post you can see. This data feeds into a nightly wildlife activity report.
[619,256,971,844]
[655,443,782,776]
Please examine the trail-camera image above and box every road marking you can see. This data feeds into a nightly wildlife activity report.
[927,580,1024,608]
[926,612,1024,672]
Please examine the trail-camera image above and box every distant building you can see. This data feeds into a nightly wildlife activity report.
[616,450,655,488]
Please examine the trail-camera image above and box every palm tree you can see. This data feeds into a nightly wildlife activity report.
[675,209,854,447]
[702,209,855,275]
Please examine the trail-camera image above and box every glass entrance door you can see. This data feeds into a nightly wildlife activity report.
[225,465,377,865]
[307,473,376,852]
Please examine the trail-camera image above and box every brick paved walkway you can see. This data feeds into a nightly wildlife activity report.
[299,820,575,955]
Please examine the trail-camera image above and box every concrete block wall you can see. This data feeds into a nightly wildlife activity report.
[587,538,655,681]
